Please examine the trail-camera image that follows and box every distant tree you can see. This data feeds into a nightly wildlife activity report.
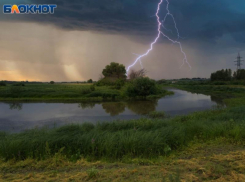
[87,79,93,83]
[13,82,25,86]
[210,69,232,81]
[0,81,6,86]
[157,79,168,84]
[102,62,126,79]
[50,81,55,84]
[128,69,147,80]
[233,69,245,80]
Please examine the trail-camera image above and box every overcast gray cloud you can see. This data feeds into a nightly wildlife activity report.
[1,0,245,43]
[0,0,245,81]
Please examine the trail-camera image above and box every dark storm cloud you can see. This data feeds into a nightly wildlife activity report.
[1,0,245,43]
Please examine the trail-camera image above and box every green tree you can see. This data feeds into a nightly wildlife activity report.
[87,79,93,83]
[50,81,55,84]
[102,62,126,79]
[210,69,232,81]
[233,69,245,80]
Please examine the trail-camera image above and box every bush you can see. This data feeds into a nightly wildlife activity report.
[12,82,25,86]
[0,81,6,86]
[114,79,125,89]
[96,77,120,86]
[8,86,23,97]
[50,81,55,84]
[81,88,92,95]
[147,111,165,118]
[125,77,161,98]
[90,85,95,91]
[211,81,227,85]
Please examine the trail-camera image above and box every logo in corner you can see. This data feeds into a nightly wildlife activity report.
[3,4,57,14]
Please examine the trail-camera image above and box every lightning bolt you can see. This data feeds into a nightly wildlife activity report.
[126,0,163,74]
[132,53,144,69]
[126,0,191,74]
[163,0,181,40]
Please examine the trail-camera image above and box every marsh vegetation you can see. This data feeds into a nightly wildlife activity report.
[2,66,245,181]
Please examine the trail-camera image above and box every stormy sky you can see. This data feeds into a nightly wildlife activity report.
[0,0,245,81]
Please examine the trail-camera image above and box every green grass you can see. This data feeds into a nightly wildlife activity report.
[171,83,245,95]
[1,83,245,181]
[0,83,91,99]
[1,83,245,162]
[1,138,245,181]
[0,83,172,101]
[1,100,245,161]
[147,111,166,118]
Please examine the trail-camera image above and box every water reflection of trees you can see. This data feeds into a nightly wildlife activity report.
[126,100,157,115]
[78,103,96,109]
[9,103,23,110]
[78,100,158,116]
[210,96,226,106]
[102,102,126,116]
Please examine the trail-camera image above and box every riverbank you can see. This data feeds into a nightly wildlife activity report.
[1,101,245,160]
[1,84,245,181]
[0,83,173,102]
[170,84,245,107]
[1,138,245,181]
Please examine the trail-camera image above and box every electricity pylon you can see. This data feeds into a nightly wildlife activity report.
[235,52,243,70]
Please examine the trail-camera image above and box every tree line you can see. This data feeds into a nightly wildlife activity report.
[211,69,245,81]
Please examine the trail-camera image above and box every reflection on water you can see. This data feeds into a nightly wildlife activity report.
[78,102,96,109]
[9,103,22,110]
[0,89,224,133]
[126,100,157,115]
[100,101,158,116]
[210,95,226,106]
[102,102,125,116]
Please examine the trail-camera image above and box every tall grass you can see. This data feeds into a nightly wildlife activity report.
[0,84,123,101]
[0,83,171,101]
[1,104,245,161]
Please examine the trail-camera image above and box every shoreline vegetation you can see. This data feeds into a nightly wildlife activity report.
[0,83,174,102]
[2,65,245,181]
[1,81,245,180]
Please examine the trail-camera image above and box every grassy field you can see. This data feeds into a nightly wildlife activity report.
[0,83,172,102]
[1,82,245,181]
[0,83,117,102]
[1,139,245,181]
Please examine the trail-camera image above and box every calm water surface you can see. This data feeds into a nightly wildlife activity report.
[0,89,222,132]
